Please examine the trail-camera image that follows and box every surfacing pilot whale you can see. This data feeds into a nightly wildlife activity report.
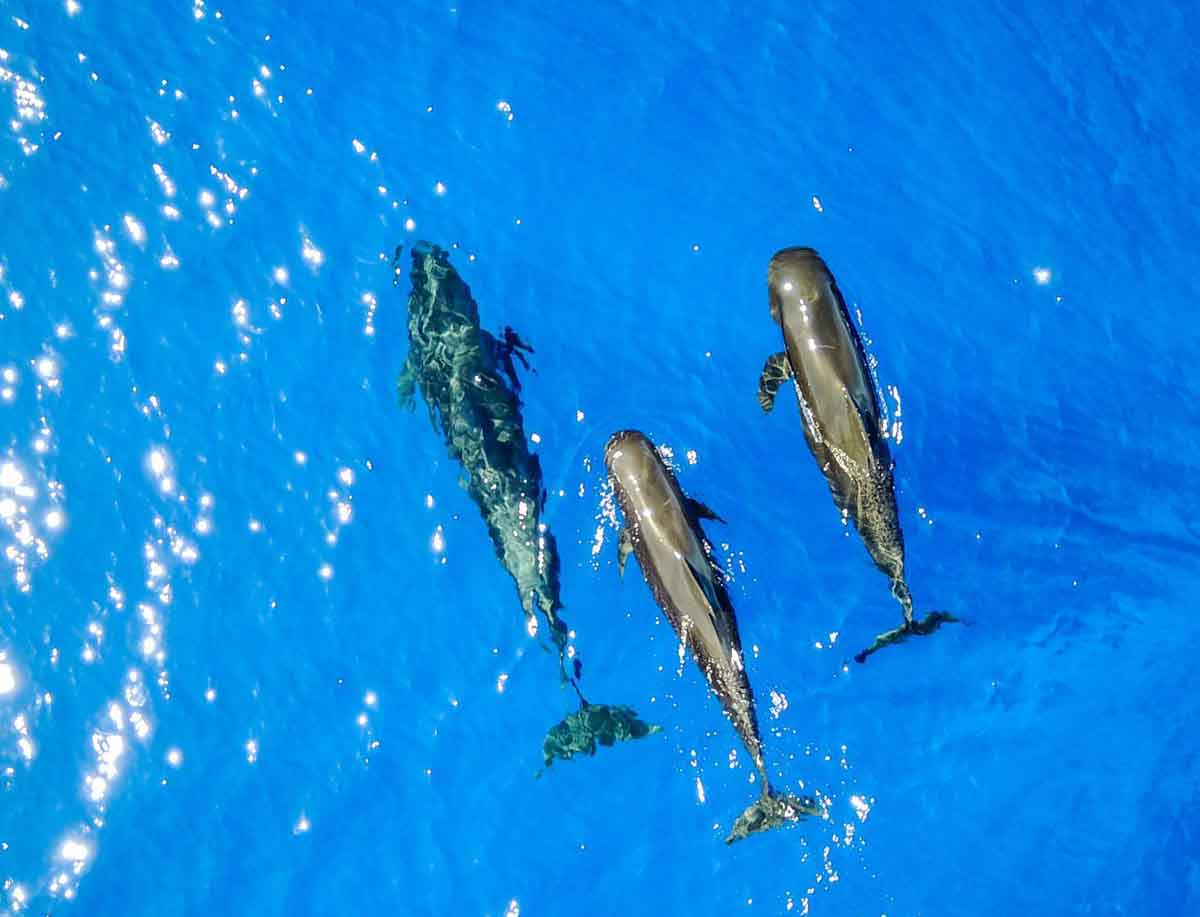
[397,243,658,766]
[605,430,822,843]
[757,247,958,663]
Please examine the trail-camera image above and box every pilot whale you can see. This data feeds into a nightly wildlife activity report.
[757,247,957,662]
[605,430,821,843]
[397,243,657,765]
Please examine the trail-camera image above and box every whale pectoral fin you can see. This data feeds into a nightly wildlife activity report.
[617,527,633,579]
[686,497,726,525]
[502,325,536,357]
[757,352,792,413]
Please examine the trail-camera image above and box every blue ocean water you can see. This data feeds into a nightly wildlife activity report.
[1,1,1198,914]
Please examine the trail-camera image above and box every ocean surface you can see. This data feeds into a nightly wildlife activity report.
[2,1,1198,914]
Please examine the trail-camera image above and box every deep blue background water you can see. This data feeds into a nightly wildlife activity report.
[1,1,1198,914]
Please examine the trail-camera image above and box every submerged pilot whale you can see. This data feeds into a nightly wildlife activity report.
[605,430,822,843]
[397,243,658,765]
[756,247,957,662]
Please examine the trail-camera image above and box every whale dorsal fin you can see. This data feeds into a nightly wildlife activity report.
[617,526,634,579]
[838,382,888,472]
[686,497,725,525]
[757,352,793,413]
[684,552,724,629]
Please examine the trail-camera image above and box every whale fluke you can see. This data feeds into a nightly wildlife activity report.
[540,702,663,774]
[726,789,824,844]
[853,611,961,663]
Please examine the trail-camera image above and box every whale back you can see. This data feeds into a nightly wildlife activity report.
[767,248,909,592]
[767,247,885,462]
[605,432,738,659]
[605,431,764,769]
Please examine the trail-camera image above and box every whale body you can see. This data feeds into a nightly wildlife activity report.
[399,242,567,648]
[605,429,821,842]
[757,247,956,662]
[398,243,657,765]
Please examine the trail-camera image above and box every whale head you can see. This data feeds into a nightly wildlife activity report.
[767,247,835,324]
[604,429,655,482]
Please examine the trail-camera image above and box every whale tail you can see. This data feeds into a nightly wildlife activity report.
[538,701,662,776]
[854,610,960,664]
[725,788,823,844]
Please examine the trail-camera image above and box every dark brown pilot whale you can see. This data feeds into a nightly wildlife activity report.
[757,247,957,662]
[605,429,822,843]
